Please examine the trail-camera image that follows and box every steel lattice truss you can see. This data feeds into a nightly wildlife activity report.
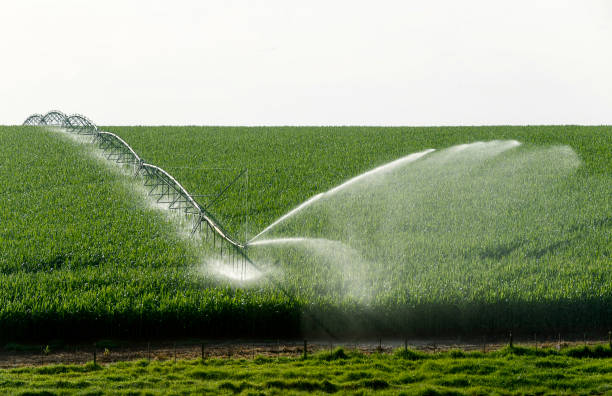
[23,114,43,126]
[23,110,251,275]
[65,114,97,134]
[23,110,97,134]
[41,110,67,126]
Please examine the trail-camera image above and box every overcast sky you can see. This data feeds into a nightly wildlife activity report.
[1,0,611,125]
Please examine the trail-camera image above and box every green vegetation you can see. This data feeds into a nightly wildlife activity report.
[0,127,295,341]
[1,346,611,395]
[0,125,610,341]
[110,125,612,336]
[110,125,611,237]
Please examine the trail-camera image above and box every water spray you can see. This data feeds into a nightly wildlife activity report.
[249,148,436,242]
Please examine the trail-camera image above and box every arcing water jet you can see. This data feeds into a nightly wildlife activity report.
[249,148,435,242]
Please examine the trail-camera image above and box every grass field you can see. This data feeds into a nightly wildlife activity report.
[0,125,610,341]
[1,345,611,395]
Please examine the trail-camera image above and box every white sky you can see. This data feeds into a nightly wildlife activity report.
[1,0,611,125]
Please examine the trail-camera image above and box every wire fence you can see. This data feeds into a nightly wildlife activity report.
[1,333,611,368]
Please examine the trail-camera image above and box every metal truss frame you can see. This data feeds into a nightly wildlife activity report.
[22,110,251,276]
[23,114,44,126]
[24,110,98,134]
[20,110,339,336]
[41,110,67,126]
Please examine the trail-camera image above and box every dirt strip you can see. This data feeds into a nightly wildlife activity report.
[1,338,608,369]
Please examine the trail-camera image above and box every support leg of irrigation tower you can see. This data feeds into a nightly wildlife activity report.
[191,216,202,236]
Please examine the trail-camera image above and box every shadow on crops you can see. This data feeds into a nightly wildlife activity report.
[478,239,525,260]
[526,238,574,259]
[1,295,611,343]
[569,216,612,232]
[299,296,612,339]
[2,254,106,275]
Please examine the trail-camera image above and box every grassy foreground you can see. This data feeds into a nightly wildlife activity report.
[1,346,611,395]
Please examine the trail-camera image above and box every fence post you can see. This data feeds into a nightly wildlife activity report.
[93,343,97,366]
[201,343,205,362]
[509,331,513,348]
[303,340,307,359]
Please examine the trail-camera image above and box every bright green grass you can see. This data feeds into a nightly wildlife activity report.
[1,346,611,395]
[0,125,610,341]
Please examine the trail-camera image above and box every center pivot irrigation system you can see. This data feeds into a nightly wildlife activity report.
[24,110,253,277]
